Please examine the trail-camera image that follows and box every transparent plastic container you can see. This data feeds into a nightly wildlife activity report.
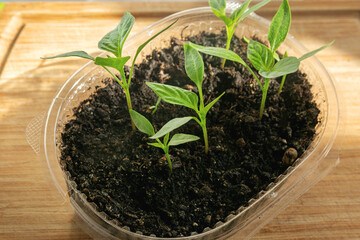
[26,6,343,240]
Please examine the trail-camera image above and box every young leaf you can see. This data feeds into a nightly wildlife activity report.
[163,133,170,146]
[273,52,280,61]
[129,110,155,136]
[94,56,130,72]
[132,19,178,68]
[189,42,247,66]
[151,97,162,115]
[209,0,232,26]
[259,56,300,78]
[184,43,204,87]
[150,117,193,139]
[209,0,226,14]
[146,82,199,111]
[168,134,200,146]
[243,36,250,44]
[148,142,163,149]
[268,0,291,53]
[41,51,94,61]
[284,51,288,58]
[98,12,135,57]
[299,41,334,61]
[247,40,274,71]
[203,92,225,115]
[239,0,272,22]
[230,0,252,22]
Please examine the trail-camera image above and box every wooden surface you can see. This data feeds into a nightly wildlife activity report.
[0,2,359,239]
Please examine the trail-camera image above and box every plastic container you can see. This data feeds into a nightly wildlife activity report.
[26,6,343,240]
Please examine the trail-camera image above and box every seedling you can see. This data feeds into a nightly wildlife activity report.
[188,33,296,119]
[42,12,177,130]
[195,0,333,119]
[150,97,162,115]
[246,0,333,118]
[129,110,199,172]
[146,44,225,154]
[209,0,272,68]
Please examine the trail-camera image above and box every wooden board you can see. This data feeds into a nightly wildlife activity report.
[0,2,359,240]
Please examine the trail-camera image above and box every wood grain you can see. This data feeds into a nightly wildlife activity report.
[0,2,359,240]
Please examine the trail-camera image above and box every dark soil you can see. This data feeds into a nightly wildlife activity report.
[60,31,320,237]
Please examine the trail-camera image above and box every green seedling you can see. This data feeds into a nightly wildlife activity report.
[188,41,276,121]
[129,110,199,172]
[246,0,333,118]
[42,12,177,130]
[209,0,272,68]
[150,97,161,115]
[196,0,333,119]
[245,0,297,119]
[146,44,225,154]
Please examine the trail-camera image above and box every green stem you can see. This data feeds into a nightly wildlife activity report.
[197,86,208,154]
[278,74,287,94]
[164,150,172,172]
[103,66,124,88]
[103,66,135,129]
[201,119,209,154]
[259,78,270,120]
[151,97,161,115]
[127,58,137,86]
[155,139,172,172]
[124,86,135,130]
[198,84,205,110]
[221,34,232,68]
[278,51,289,94]
[194,112,208,154]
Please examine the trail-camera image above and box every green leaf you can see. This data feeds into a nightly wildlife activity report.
[184,43,204,88]
[129,110,155,136]
[217,13,233,26]
[284,51,288,58]
[148,142,163,149]
[273,52,280,61]
[209,0,233,26]
[247,40,274,71]
[133,19,178,66]
[299,41,334,61]
[151,97,161,115]
[163,133,170,145]
[150,117,193,139]
[259,56,300,78]
[242,36,250,43]
[168,134,200,146]
[98,12,135,57]
[203,92,225,115]
[230,0,252,22]
[94,56,130,72]
[268,0,291,53]
[189,42,247,66]
[209,0,226,15]
[239,0,272,22]
[146,82,199,111]
[41,51,94,61]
